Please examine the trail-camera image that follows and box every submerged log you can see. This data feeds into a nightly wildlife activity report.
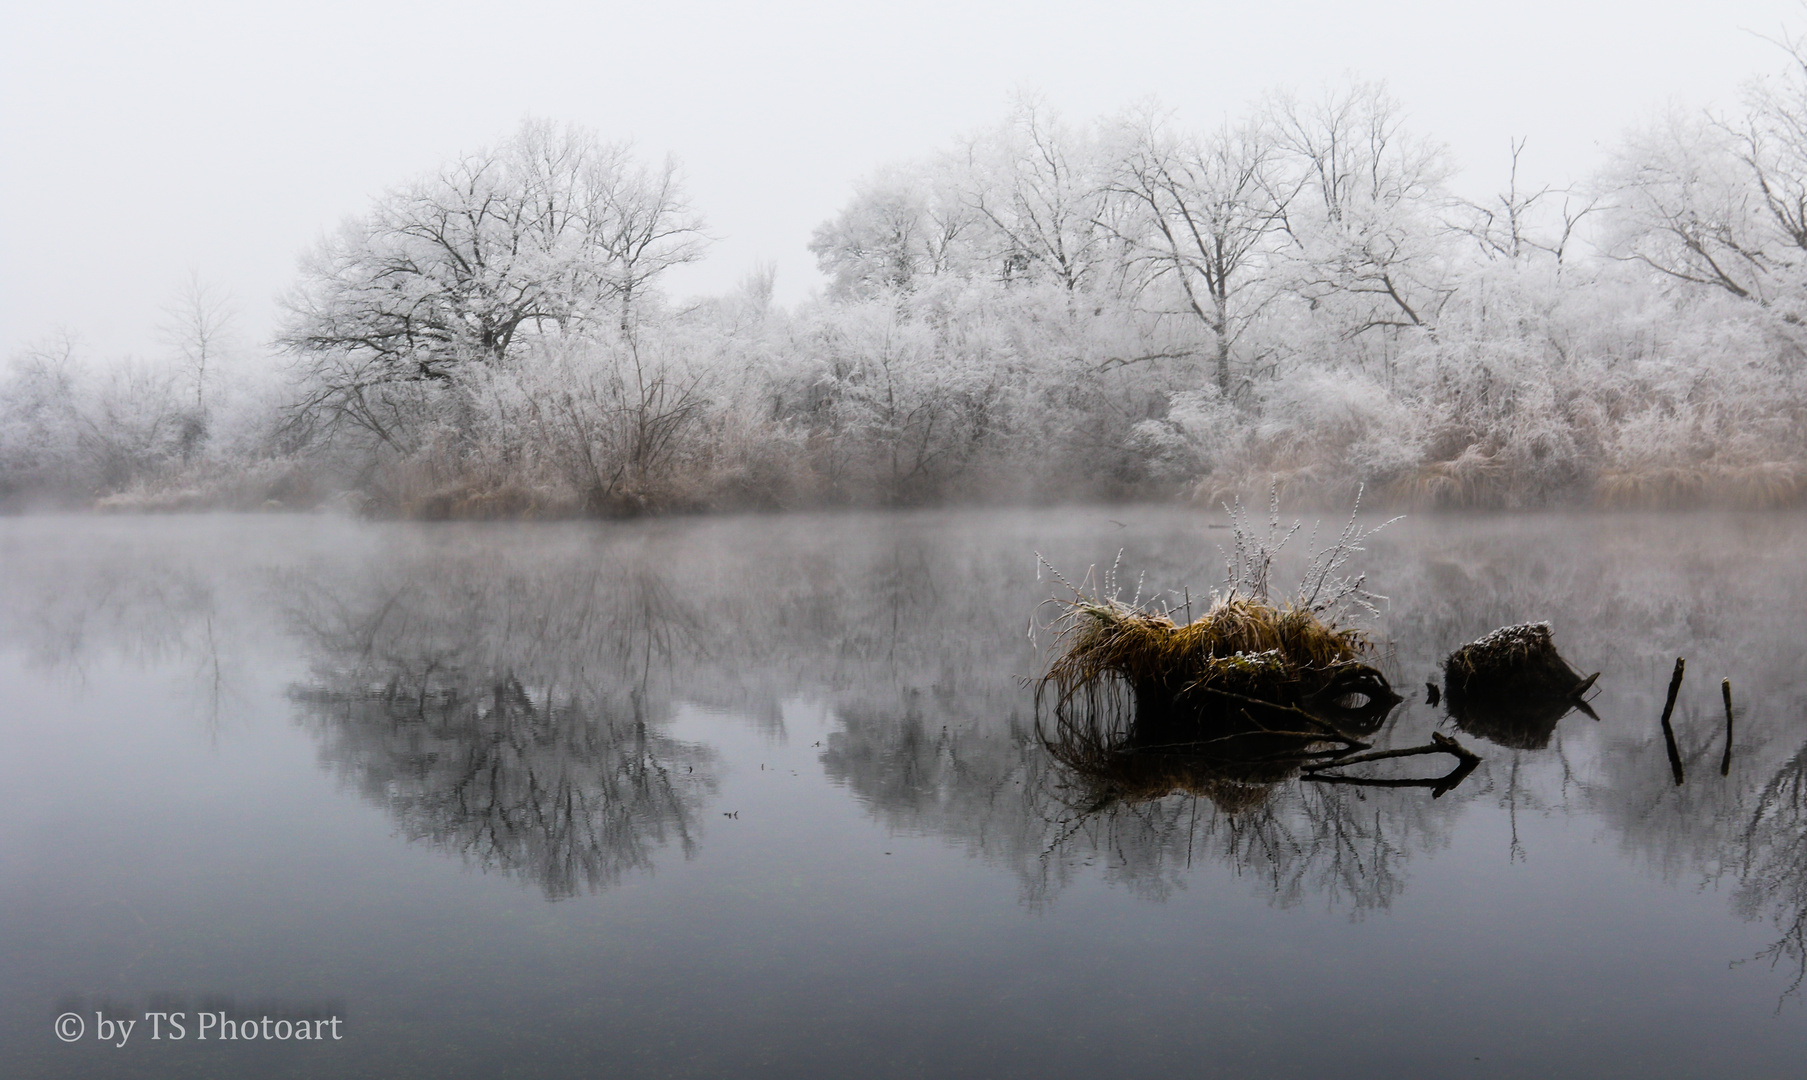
[1443,622,1598,750]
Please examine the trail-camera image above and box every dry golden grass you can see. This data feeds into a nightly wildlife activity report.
[1382,448,1507,509]
[1038,595,1369,717]
[1722,461,1807,508]
[1593,461,1807,509]
[1198,451,1807,512]
[1593,465,1709,509]
[1033,501,1404,811]
[1033,592,1383,808]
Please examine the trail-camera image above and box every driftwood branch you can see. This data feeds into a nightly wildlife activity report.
[1300,732,1483,798]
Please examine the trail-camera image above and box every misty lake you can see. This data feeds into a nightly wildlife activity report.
[4,508,1807,1079]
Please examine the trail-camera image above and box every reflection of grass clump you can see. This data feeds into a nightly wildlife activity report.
[1045,743,1302,814]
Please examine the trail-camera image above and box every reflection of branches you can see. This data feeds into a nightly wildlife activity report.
[1734,741,1807,1001]
[279,554,712,704]
[0,544,257,733]
[17,510,1807,970]
[820,686,1465,913]
[282,555,720,899]
[1028,752,1436,912]
[296,671,714,899]
[0,557,220,673]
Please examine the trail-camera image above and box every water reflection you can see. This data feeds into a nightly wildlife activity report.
[282,554,719,899]
[7,512,1807,972]
[265,520,1038,899]
[294,678,712,899]
[1369,516,1807,1003]
[1738,740,1807,997]
[1590,706,1807,1002]
[819,687,1470,912]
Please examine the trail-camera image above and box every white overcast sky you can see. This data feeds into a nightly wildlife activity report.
[2,0,1802,359]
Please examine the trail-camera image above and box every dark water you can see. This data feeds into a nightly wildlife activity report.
[2,509,1805,1079]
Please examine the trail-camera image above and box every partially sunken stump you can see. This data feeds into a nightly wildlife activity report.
[1443,623,1598,749]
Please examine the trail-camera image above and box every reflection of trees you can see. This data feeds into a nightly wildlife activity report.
[0,526,257,733]
[1360,514,1807,998]
[0,541,215,668]
[812,512,1807,931]
[820,690,1465,912]
[296,674,712,899]
[1034,776,1432,912]
[284,555,718,899]
[1586,697,1807,1003]
[1736,741,1807,997]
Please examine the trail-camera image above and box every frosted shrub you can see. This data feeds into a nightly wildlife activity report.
[471,335,711,515]
[0,343,206,503]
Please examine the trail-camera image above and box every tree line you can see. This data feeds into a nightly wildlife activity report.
[8,53,1807,514]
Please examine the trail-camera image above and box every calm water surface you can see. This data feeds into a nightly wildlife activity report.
[2,509,1805,1078]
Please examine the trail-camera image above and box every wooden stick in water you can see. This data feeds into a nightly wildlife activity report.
[1660,657,1686,786]
[1720,678,1734,777]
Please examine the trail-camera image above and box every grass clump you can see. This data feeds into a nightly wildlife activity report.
[1034,489,1402,790]
[1040,594,1369,717]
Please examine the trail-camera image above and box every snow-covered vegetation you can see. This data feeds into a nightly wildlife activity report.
[10,59,1807,514]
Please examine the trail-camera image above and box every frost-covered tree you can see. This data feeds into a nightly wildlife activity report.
[808,166,979,298]
[0,335,202,500]
[280,121,705,443]
[811,106,1112,300]
[1736,38,1807,282]
[469,336,710,514]
[1602,108,1772,300]
[157,271,237,414]
[1270,83,1455,339]
[1103,112,1291,393]
[1452,138,1594,269]
[958,100,1111,293]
